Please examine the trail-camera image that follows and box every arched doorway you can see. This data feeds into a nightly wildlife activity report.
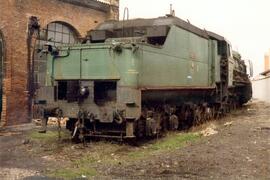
[0,32,4,122]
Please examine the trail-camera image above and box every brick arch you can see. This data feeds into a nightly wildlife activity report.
[41,14,97,38]
[38,21,82,45]
[42,19,84,39]
[46,20,82,39]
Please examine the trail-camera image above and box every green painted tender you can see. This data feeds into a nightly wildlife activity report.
[37,16,252,140]
[48,26,212,87]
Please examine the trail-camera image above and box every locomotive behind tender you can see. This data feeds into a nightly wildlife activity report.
[35,16,252,140]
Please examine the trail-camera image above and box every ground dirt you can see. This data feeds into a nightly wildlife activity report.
[0,100,269,180]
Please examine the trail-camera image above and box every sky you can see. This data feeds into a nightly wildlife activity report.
[119,0,270,75]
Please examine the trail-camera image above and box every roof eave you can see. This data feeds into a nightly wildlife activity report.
[58,0,111,12]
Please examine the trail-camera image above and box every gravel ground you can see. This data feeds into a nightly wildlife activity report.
[0,100,269,180]
[106,101,270,179]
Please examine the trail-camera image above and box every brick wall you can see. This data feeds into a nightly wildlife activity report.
[0,0,119,126]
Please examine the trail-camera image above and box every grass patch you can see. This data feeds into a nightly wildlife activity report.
[128,132,200,159]
[46,154,101,179]
[150,132,200,151]
[26,129,71,156]
[47,167,97,179]
[46,142,118,179]
[28,129,70,143]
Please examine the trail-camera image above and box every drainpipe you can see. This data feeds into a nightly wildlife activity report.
[27,16,40,122]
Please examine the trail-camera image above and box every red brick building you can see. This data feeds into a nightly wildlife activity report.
[0,0,119,126]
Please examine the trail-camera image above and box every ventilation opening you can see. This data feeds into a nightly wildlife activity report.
[94,81,117,105]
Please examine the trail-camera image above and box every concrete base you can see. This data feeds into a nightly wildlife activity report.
[252,76,270,103]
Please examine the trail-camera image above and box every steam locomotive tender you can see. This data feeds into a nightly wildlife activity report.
[36,16,252,140]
